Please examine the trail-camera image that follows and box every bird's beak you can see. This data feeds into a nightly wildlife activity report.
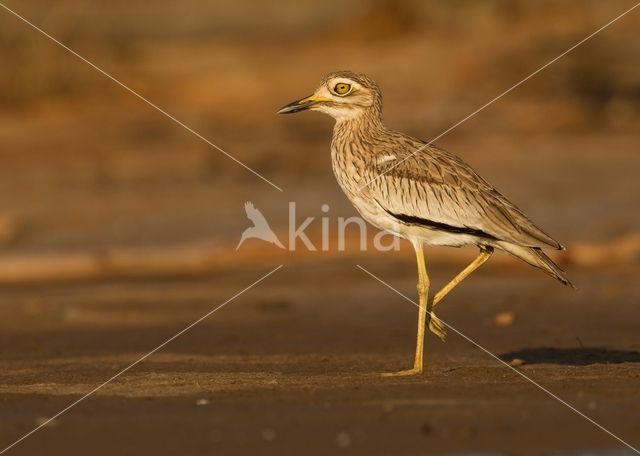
[277,95,328,114]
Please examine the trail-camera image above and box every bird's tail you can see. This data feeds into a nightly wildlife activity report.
[496,242,575,288]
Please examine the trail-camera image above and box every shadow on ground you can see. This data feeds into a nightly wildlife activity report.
[499,347,640,366]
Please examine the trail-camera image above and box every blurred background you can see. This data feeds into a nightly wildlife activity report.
[0,0,639,255]
[0,1,639,455]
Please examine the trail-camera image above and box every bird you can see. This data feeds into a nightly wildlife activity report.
[236,201,285,250]
[278,71,572,376]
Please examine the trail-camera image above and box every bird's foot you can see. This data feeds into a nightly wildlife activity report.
[381,367,423,377]
[429,312,447,341]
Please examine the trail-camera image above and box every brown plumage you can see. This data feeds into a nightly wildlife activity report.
[279,70,572,375]
[353,134,570,285]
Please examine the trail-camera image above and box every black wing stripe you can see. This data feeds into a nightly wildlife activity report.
[384,209,497,240]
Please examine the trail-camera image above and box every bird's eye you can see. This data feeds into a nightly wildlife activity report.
[333,83,352,96]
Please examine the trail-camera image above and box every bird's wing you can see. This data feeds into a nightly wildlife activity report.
[367,143,562,249]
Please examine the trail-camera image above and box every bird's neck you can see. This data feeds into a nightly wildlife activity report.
[333,112,387,140]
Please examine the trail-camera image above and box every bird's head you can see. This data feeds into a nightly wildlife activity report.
[277,71,382,122]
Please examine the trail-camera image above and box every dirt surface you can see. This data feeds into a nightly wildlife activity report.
[1,262,639,455]
[1,1,640,455]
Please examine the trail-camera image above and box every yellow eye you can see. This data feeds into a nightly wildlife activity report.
[333,83,351,96]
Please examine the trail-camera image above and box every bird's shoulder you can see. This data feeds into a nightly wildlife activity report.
[368,132,491,190]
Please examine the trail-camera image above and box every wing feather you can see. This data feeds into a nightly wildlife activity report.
[367,141,562,249]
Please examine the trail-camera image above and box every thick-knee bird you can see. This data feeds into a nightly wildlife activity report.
[279,71,572,376]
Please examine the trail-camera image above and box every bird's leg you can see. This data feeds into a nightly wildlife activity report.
[383,241,429,377]
[432,247,493,309]
[428,247,494,339]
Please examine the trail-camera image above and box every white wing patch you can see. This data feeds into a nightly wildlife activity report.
[376,154,396,164]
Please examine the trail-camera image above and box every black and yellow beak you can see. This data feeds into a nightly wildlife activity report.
[277,95,328,114]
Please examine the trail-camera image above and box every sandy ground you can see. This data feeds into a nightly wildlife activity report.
[0,260,639,455]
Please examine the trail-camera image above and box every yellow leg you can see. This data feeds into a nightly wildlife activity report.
[428,247,493,339]
[383,241,429,377]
